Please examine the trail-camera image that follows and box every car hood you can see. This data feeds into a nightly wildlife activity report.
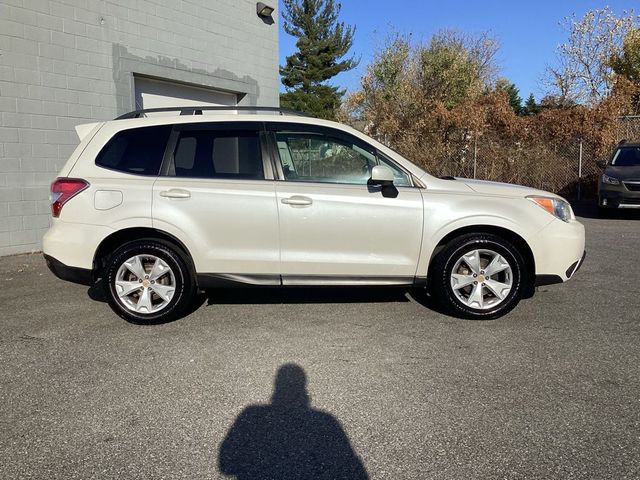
[459,178,557,198]
[605,165,640,180]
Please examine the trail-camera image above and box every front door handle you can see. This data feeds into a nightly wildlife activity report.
[160,189,191,199]
[281,195,313,206]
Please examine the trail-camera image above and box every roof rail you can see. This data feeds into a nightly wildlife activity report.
[115,106,312,120]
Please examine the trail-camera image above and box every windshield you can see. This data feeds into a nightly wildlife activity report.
[611,146,640,166]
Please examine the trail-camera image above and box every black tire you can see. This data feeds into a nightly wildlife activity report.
[103,240,196,324]
[598,197,618,218]
[598,206,614,218]
[430,233,526,320]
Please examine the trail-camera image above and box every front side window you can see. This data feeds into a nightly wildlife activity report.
[171,130,264,179]
[376,151,412,187]
[275,131,412,186]
[276,132,376,185]
[96,125,172,176]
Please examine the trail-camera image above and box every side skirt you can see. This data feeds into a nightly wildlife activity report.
[282,275,418,287]
[197,273,281,288]
[196,273,425,288]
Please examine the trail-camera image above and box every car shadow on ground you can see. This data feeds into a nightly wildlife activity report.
[205,286,411,305]
[205,286,453,314]
[217,363,369,480]
[88,280,450,323]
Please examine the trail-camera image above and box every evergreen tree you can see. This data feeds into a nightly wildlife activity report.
[496,79,523,115]
[280,0,358,119]
[523,93,541,115]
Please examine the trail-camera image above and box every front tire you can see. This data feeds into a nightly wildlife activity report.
[431,233,526,320]
[598,205,614,218]
[104,240,195,324]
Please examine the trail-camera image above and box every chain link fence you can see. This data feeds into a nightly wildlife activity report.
[373,116,640,201]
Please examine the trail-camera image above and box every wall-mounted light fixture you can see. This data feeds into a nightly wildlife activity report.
[256,2,274,18]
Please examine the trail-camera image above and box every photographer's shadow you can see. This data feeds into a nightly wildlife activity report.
[218,364,369,480]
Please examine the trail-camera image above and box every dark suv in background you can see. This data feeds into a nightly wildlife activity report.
[598,141,640,212]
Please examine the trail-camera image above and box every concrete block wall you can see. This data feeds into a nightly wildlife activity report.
[0,0,279,255]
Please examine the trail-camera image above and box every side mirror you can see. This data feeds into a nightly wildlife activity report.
[369,165,394,185]
[596,160,607,169]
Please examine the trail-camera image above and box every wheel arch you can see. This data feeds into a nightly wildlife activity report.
[427,224,536,293]
[93,227,196,278]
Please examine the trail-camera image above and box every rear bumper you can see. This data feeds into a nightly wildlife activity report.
[44,254,93,286]
[42,220,112,270]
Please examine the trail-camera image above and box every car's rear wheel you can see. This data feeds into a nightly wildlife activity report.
[104,240,195,324]
[431,233,526,319]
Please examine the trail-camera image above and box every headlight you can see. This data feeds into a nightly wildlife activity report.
[527,196,574,222]
[601,173,620,185]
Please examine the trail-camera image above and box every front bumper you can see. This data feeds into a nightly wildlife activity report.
[44,254,93,286]
[530,218,585,283]
[535,250,586,286]
[599,182,640,208]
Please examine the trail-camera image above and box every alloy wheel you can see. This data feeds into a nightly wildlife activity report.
[114,254,176,314]
[450,249,513,310]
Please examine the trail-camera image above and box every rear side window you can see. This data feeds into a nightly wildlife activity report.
[171,130,263,179]
[95,126,172,176]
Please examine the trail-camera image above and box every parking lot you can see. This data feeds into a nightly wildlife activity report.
[1,208,638,479]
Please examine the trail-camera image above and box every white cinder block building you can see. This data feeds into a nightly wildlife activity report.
[0,0,279,255]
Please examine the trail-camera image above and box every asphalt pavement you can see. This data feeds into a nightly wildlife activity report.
[1,207,638,479]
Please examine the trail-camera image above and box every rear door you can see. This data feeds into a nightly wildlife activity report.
[152,122,280,280]
[268,122,424,284]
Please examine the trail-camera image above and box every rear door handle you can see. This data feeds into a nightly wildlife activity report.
[281,195,313,206]
[160,189,191,199]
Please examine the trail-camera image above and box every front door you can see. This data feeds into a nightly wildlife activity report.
[269,123,424,284]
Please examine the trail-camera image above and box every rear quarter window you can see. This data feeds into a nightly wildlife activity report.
[96,125,172,175]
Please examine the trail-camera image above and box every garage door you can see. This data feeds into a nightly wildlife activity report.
[134,77,237,115]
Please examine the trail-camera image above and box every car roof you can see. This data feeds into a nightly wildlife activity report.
[107,113,347,129]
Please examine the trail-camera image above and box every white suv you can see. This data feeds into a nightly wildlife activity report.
[43,106,585,323]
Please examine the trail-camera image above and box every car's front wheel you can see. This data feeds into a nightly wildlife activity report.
[431,233,526,319]
[104,240,195,324]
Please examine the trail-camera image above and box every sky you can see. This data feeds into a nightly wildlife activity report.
[278,0,637,101]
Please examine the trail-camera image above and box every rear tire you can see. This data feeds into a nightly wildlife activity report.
[431,233,526,320]
[103,240,195,324]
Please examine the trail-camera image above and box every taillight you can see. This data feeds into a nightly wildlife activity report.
[50,178,89,217]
